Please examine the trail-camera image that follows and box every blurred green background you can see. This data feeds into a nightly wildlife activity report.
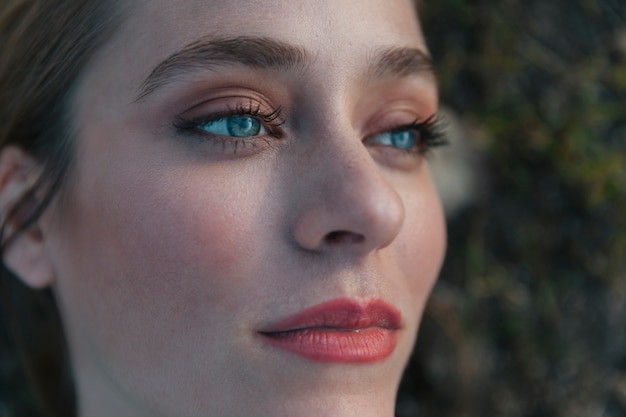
[397,0,626,416]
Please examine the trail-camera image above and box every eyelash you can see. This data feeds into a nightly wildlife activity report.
[174,104,446,157]
[383,114,448,156]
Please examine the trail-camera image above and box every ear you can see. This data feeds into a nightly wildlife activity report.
[0,146,55,289]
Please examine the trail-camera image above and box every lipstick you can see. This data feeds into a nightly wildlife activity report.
[259,298,401,363]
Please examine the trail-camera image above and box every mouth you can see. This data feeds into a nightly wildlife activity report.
[258,298,402,363]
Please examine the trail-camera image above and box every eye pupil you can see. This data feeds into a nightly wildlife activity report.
[227,116,261,137]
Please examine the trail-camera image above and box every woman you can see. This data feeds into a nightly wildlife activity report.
[0,0,446,416]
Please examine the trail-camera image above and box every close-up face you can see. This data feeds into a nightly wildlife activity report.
[35,0,446,416]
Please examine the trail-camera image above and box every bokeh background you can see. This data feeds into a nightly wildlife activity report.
[397,0,626,416]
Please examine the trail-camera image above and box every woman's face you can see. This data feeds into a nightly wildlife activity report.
[41,0,445,415]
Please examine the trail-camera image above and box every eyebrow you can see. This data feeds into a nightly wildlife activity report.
[135,36,434,101]
[368,46,434,79]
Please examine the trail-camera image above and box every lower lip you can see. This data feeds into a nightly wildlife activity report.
[261,327,399,363]
[260,298,401,363]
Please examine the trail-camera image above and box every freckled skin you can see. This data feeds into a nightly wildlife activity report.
[39,1,446,416]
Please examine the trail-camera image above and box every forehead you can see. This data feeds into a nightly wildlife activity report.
[123,0,424,47]
[80,0,426,99]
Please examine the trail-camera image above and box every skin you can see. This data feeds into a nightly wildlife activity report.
[4,0,446,416]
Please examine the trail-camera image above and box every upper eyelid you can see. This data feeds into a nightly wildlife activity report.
[178,99,284,124]
[173,89,434,132]
[365,115,444,142]
[174,89,280,113]
[363,115,429,139]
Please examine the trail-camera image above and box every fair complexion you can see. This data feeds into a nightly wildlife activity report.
[2,0,445,416]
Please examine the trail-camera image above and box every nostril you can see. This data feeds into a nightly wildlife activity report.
[324,230,365,245]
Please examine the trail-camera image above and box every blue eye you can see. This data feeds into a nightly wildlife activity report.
[196,115,267,138]
[369,129,417,150]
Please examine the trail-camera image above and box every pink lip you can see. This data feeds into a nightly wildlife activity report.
[259,298,402,363]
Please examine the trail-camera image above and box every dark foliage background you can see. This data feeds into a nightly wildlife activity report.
[398,1,626,416]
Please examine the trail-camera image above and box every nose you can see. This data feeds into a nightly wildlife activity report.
[291,131,405,255]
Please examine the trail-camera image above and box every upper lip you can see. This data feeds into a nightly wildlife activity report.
[259,297,402,334]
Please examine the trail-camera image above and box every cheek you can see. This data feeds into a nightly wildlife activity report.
[394,174,446,326]
[46,152,276,360]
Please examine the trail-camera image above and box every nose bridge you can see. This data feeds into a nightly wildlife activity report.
[292,124,405,254]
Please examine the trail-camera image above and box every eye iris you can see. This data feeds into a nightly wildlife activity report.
[391,131,416,149]
[227,115,261,137]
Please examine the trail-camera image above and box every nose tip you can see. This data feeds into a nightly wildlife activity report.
[292,151,406,255]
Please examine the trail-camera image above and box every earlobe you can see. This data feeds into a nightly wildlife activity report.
[0,146,55,289]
